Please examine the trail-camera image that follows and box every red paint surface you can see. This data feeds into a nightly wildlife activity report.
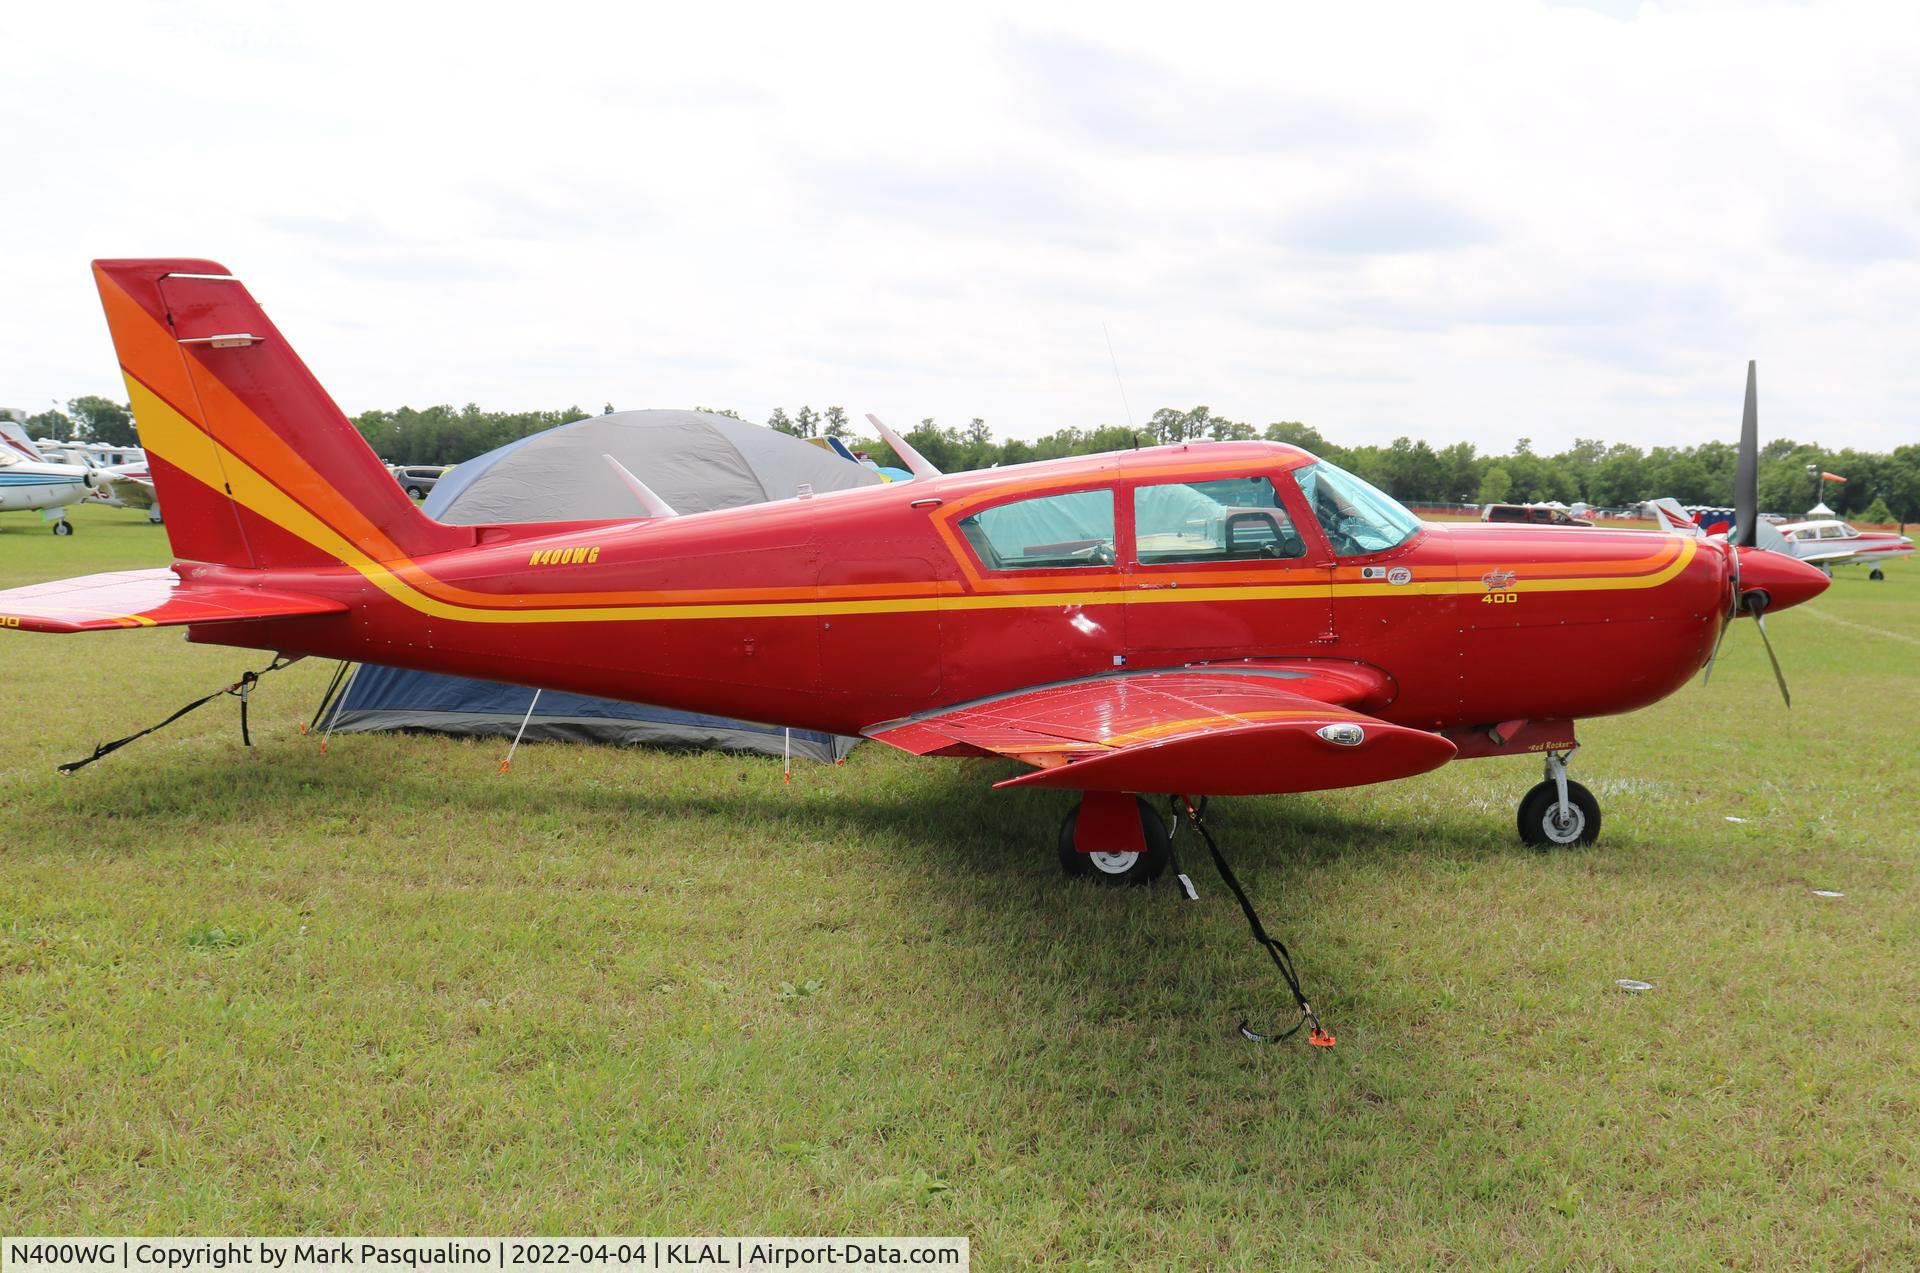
[0,259,1835,801]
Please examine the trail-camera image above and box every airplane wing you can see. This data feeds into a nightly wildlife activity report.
[98,461,155,489]
[865,663,1455,797]
[0,568,347,633]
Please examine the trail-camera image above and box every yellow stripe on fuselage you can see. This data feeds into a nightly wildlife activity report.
[132,379,1698,626]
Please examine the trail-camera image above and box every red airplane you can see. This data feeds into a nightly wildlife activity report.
[3,261,1830,881]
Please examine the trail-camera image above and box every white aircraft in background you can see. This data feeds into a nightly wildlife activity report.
[1650,498,1910,580]
[1771,518,1912,580]
[0,422,157,533]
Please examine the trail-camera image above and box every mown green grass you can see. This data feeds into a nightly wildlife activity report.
[3,503,1917,1265]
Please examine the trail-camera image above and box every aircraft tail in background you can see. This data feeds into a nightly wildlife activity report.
[0,421,49,463]
[1648,498,1703,537]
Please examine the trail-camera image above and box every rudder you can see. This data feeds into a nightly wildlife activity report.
[92,259,469,569]
[1648,498,1703,538]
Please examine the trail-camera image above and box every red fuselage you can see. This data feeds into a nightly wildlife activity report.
[194,442,1742,738]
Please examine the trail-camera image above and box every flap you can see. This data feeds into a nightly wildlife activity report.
[865,662,1449,796]
[0,568,347,633]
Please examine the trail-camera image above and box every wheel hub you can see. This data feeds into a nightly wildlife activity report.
[1544,805,1585,843]
[1088,850,1140,874]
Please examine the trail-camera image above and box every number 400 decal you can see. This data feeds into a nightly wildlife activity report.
[1480,592,1520,605]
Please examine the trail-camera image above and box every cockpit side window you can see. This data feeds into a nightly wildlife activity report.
[1132,476,1305,563]
[1296,461,1422,557]
[957,488,1117,569]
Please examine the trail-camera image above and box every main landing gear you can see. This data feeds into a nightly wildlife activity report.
[1517,747,1600,848]
[1870,567,1885,581]
[1056,792,1334,1046]
[1057,794,1169,885]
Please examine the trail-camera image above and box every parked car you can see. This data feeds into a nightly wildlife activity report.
[391,465,448,499]
[1481,503,1593,527]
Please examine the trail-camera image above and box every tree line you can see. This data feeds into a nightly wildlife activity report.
[26,396,1918,524]
[845,406,1918,524]
[21,397,138,447]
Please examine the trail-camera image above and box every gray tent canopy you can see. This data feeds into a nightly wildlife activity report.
[426,409,881,522]
[328,410,884,762]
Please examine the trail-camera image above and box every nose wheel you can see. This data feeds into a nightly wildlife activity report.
[1517,748,1600,848]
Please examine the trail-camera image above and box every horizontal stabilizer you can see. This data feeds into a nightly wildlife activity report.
[0,568,346,634]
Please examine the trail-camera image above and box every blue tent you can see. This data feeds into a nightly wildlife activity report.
[328,409,881,763]
[331,663,853,761]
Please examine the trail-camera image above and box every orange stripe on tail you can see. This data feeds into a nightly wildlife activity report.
[91,259,470,570]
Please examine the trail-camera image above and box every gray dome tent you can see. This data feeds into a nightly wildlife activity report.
[328,410,885,761]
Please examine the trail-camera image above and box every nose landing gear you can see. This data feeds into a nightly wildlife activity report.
[1517,747,1600,848]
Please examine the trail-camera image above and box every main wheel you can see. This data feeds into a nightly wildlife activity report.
[1517,780,1600,848]
[1058,796,1171,885]
[1870,568,1885,581]
[51,520,74,536]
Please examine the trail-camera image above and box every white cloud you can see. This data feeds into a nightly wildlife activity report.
[1,0,1916,453]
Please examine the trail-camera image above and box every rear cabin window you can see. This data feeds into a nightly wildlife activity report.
[1133,477,1305,563]
[958,489,1116,569]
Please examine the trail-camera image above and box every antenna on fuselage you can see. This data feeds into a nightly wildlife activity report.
[865,414,943,480]
[1102,322,1135,434]
[601,453,679,518]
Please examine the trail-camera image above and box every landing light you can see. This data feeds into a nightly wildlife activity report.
[1317,723,1365,747]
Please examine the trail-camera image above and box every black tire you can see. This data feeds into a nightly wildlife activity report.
[1058,796,1171,885]
[1517,779,1600,849]
[51,520,74,536]
[1870,568,1885,581]
[406,485,425,499]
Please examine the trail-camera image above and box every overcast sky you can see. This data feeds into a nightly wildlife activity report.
[3,0,1916,453]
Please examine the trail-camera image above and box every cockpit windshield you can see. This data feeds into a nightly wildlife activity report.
[1296,461,1422,556]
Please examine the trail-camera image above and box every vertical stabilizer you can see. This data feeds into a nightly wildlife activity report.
[1649,498,1704,537]
[0,421,48,463]
[91,259,470,569]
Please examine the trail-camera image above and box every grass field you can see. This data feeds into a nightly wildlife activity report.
[3,504,1917,1265]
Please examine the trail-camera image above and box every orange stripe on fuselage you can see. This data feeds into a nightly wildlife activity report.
[110,282,1702,624]
[110,275,965,610]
